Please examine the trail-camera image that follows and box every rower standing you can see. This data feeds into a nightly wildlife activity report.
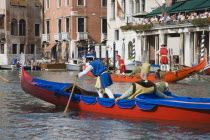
[156,44,169,71]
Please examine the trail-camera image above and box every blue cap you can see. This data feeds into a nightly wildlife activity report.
[86,53,95,59]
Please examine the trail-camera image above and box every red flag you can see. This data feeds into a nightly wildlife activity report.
[116,0,123,17]
[165,0,172,7]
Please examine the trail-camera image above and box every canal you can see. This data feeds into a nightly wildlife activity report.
[0,69,210,139]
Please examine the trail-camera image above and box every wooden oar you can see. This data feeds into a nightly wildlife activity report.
[194,73,210,82]
[0,75,10,83]
[64,69,80,113]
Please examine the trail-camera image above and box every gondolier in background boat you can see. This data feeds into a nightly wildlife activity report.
[116,55,126,74]
[77,53,114,99]
[156,44,169,72]
[13,57,18,65]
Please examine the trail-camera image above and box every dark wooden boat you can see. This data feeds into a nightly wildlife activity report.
[23,66,41,70]
[85,57,206,82]
[21,68,210,123]
[39,63,66,70]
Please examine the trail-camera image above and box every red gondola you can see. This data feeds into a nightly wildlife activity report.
[21,68,210,123]
[85,56,206,82]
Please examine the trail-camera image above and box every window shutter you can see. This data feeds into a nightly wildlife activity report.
[35,0,42,7]
[19,0,27,7]
[10,0,19,6]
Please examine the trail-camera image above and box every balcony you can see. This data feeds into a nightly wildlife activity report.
[152,20,194,30]
[77,32,88,41]
[42,34,50,42]
[101,33,107,42]
[61,32,70,41]
[54,33,61,41]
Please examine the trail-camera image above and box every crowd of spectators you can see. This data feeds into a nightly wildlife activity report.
[131,10,210,25]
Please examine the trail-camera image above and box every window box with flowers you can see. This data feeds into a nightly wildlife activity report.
[120,24,152,31]
[190,18,210,26]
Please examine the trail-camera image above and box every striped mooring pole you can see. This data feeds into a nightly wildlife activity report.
[132,39,136,62]
[200,31,205,61]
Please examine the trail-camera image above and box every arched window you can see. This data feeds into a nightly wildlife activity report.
[141,0,145,12]
[110,0,115,20]
[135,0,140,13]
[19,19,26,36]
[129,0,134,15]
[121,0,126,19]
[128,41,133,58]
[11,19,18,36]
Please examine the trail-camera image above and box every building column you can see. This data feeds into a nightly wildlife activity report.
[190,32,194,64]
[184,32,192,66]
[159,33,166,46]
[194,32,198,64]
[140,35,145,62]
[144,35,149,62]
[17,44,20,54]
[208,31,210,62]
[155,35,159,64]
[179,33,184,65]
[136,34,141,62]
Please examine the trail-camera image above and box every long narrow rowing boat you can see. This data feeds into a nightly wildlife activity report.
[85,56,206,82]
[21,68,210,123]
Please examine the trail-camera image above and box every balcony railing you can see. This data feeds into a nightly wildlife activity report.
[61,32,70,41]
[101,33,107,42]
[77,32,88,41]
[42,34,50,42]
[152,20,194,30]
[54,33,61,41]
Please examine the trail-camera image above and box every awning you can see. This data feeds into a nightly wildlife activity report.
[10,0,19,6]
[35,0,42,7]
[146,1,185,17]
[133,12,147,18]
[169,0,207,13]
[195,0,210,11]
[45,43,56,50]
[19,0,27,7]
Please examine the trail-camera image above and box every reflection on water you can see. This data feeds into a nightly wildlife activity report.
[0,70,210,139]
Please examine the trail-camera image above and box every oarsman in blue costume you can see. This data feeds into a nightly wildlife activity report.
[77,53,114,99]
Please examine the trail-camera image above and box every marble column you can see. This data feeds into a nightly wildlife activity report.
[155,35,159,64]
[159,33,165,46]
[140,35,146,62]
[190,32,194,64]
[184,32,192,66]
[208,31,210,62]
[194,32,198,64]
[179,33,184,65]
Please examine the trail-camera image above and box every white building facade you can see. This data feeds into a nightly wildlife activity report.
[106,0,210,67]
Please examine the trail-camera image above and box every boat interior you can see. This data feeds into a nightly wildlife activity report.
[63,84,113,98]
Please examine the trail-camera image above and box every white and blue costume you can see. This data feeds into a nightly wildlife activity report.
[78,54,114,98]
